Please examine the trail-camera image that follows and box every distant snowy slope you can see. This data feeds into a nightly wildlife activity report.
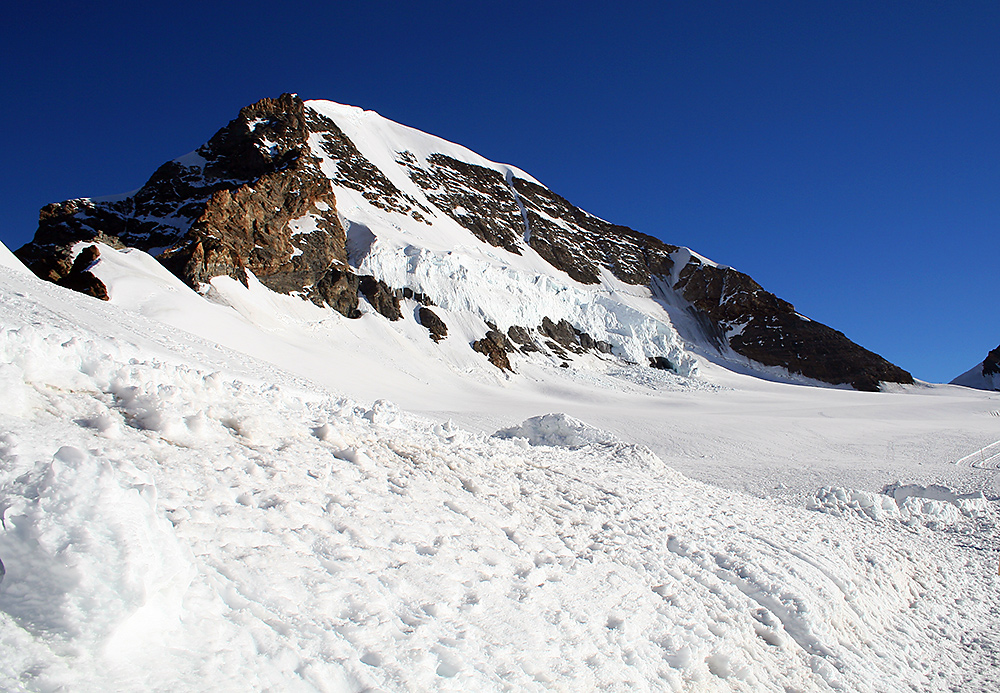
[952,344,1000,391]
[1,261,997,692]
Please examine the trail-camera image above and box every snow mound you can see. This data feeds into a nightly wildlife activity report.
[808,483,991,528]
[0,444,192,645]
[494,413,621,448]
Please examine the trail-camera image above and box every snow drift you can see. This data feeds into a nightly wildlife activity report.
[0,246,997,691]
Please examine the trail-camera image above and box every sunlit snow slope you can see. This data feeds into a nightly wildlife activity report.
[953,356,1000,392]
[1,251,999,692]
[306,100,699,375]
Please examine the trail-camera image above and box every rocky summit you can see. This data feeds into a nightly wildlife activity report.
[982,344,1000,378]
[16,94,912,391]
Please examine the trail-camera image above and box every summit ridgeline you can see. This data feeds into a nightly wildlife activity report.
[16,94,912,391]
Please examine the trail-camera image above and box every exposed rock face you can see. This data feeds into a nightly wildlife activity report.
[18,93,358,317]
[469,319,614,371]
[57,245,109,301]
[311,268,360,319]
[358,276,402,321]
[402,288,434,306]
[514,178,677,286]
[418,307,448,342]
[401,152,524,253]
[983,345,1000,377]
[472,330,513,371]
[17,93,913,390]
[667,257,912,391]
[506,325,536,351]
[539,317,578,349]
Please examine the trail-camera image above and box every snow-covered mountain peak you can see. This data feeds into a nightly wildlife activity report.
[15,93,912,391]
[305,99,541,186]
[951,343,1000,391]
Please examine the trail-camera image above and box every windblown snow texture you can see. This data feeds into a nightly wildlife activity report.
[0,255,996,692]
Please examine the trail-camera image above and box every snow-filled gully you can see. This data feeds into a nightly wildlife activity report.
[504,168,531,245]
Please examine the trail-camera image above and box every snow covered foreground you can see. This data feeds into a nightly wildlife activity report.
[1,264,999,691]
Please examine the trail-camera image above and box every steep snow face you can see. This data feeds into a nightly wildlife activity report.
[952,357,1000,391]
[300,99,701,374]
[0,243,29,275]
[0,262,998,692]
[356,238,697,373]
[306,101,541,188]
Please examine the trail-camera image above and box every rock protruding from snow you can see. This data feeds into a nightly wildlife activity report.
[417,306,448,342]
[664,253,913,391]
[56,245,109,300]
[471,330,513,371]
[17,94,358,316]
[984,344,1000,378]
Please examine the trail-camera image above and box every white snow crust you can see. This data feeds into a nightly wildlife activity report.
[0,243,30,276]
[493,413,622,449]
[1,235,999,691]
[809,483,989,527]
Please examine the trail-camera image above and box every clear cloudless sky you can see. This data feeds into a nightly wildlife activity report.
[1,1,997,383]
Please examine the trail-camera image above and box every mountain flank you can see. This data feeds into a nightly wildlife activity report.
[16,94,912,391]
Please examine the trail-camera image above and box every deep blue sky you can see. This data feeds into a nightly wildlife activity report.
[2,1,997,383]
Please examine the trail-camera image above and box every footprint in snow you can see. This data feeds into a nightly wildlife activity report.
[360,652,382,667]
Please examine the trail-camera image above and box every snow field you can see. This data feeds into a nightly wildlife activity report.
[1,266,998,691]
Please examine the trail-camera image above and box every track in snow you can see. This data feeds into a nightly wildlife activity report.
[954,440,1000,469]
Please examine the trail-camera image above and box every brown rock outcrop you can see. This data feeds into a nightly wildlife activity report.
[358,276,402,321]
[56,245,109,301]
[472,330,514,371]
[18,93,358,317]
[418,307,448,342]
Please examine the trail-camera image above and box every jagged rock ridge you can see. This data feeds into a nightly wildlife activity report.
[982,344,1000,378]
[16,94,912,391]
[950,343,1000,391]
